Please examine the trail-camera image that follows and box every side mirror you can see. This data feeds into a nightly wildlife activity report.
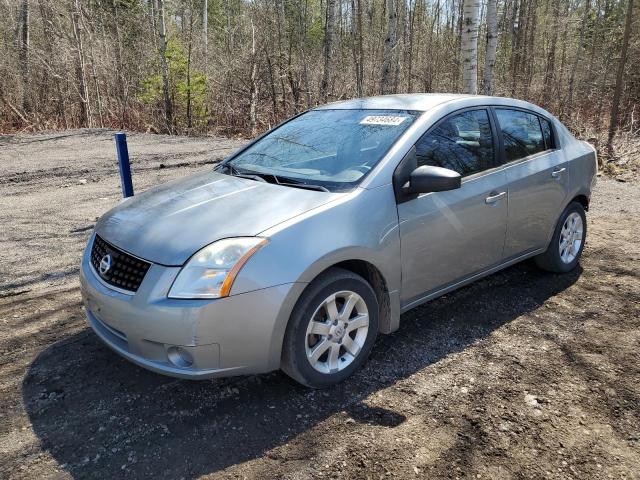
[405,165,461,194]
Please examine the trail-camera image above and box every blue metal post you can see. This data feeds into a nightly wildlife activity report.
[115,132,134,198]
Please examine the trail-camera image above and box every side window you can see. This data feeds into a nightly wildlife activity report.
[539,116,555,150]
[495,109,545,162]
[415,109,494,177]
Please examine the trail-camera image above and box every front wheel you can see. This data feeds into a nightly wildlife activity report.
[535,201,587,273]
[281,268,379,388]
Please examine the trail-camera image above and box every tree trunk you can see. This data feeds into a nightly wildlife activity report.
[405,0,415,92]
[249,20,258,135]
[460,0,480,95]
[565,0,591,120]
[320,0,337,101]
[264,48,278,122]
[510,0,528,97]
[352,0,364,97]
[19,0,30,113]
[541,0,561,107]
[72,0,92,127]
[79,8,104,128]
[186,7,194,131]
[607,0,634,155]
[483,0,498,95]
[300,0,312,107]
[155,0,173,133]
[522,0,537,98]
[274,0,288,113]
[111,0,127,127]
[381,0,398,94]
[203,0,208,66]
[37,0,66,127]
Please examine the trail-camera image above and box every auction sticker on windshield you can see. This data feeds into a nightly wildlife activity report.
[360,115,408,126]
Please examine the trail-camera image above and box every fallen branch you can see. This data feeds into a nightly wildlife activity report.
[1,95,32,128]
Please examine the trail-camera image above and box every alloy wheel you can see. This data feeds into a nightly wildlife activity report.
[304,290,369,374]
[559,212,584,264]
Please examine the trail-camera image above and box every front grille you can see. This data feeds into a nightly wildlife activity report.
[90,235,151,292]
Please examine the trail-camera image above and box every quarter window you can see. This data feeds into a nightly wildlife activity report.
[540,116,555,150]
[415,109,495,177]
[495,109,545,162]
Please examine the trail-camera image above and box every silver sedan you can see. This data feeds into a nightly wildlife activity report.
[80,94,597,387]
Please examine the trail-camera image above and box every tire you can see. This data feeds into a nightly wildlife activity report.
[535,201,587,273]
[281,267,379,388]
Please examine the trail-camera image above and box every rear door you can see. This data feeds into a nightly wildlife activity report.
[493,108,569,258]
[398,108,508,305]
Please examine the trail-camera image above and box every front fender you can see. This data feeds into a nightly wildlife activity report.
[231,185,403,332]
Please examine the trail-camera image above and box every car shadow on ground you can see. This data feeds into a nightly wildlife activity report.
[22,261,582,479]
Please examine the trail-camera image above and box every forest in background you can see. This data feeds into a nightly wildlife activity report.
[1,0,638,161]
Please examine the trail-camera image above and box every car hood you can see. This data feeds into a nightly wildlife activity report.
[95,171,341,265]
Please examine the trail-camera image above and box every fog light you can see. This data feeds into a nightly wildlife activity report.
[167,346,194,368]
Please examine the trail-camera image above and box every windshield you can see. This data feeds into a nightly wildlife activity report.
[223,109,419,191]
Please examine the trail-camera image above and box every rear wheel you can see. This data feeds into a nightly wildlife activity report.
[535,201,587,273]
[281,268,379,388]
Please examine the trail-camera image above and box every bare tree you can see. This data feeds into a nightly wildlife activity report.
[203,0,208,73]
[565,0,591,119]
[185,1,194,131]
[71,0,92,127]
[19,0,30,112]
[381,0,398,94]
[320,0,337,102]
[249,19,258,135]
[1,0,638,143]
[607,0,634,155]
[155,0,173,133]
[461,0,480,94]
[351,0,364,97]
[542,0,561,107]
[483,0,498,95]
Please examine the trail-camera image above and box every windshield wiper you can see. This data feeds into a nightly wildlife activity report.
[271,175,329,192]
[276,182,329,192]
[219,163,267,182]
[219,163,329,192]
[235,173,267,182]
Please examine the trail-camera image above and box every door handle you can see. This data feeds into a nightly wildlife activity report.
[551,167,566,178]
[485,191,506,204]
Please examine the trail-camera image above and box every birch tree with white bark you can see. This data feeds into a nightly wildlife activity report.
[2,0,638,141]
[483,0,498,95]
[460,0,480,95]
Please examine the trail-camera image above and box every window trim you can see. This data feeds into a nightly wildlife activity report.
[490,106,559,167]
[412,106,501,178]
[395,104,561,202]
[538,115,555,150]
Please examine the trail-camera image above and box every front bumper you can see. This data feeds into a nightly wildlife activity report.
[79,238,305,379]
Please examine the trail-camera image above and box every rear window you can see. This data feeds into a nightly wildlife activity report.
[495,109,545,162]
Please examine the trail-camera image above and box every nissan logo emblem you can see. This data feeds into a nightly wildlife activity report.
[99,254,112,275]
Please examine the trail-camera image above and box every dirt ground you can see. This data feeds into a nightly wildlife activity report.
[0,130,638,480]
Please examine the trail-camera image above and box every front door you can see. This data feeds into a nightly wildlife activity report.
[398,108,508,306]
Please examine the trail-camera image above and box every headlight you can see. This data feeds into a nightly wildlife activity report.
[168,237,268,299]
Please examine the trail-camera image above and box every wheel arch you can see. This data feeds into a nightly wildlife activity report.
[328,260,392,335]
[541,191,590,258]
[570,193,589,211]
[294,252,398,335]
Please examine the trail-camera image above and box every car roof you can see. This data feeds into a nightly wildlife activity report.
[313,93,522,112]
